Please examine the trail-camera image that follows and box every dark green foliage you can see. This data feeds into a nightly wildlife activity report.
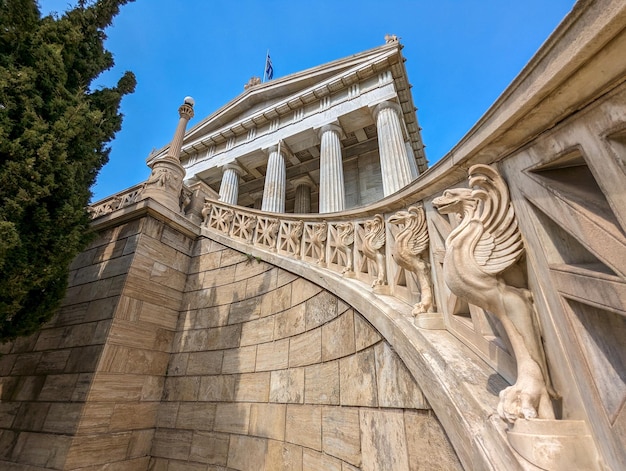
[0,0,136,340]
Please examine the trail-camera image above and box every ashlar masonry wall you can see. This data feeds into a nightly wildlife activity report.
[0,208,461,470]
[151,236,461,471]
[0,214,195,470]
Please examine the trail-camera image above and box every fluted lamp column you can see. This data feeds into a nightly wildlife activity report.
[261,143,287,213]
[372,101,417,196]
[142,97,195,212]
[218,163,243,205]
[292,176,314,214]
[318,123,346,213]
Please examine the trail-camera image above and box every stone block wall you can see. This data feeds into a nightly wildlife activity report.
[0,215,194,470]
[150,236,461,470]
[0,213,461,470]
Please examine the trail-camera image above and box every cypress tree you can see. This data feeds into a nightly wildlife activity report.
[0,0,136,340]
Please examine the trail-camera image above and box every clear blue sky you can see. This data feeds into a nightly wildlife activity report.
[40,0,575,202]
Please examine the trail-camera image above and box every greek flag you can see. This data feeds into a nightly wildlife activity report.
[264,52,274,81]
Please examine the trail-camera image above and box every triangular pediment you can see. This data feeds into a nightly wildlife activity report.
[150,41,409,160]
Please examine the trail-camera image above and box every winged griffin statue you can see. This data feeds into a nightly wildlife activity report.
[362,214,387,289]
[388,205,434,316]
[433,164,555,423]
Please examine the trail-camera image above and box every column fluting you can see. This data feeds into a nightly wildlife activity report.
[218,163,243,205]
[261,144,286,213]
[318,123,346,213]
[373,101,417,196]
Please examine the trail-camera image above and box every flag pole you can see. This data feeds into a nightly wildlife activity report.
[263,49,269,82]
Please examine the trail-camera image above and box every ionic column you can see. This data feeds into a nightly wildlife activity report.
[292,176,314,214]
[317,123,345,213]
[218,163,243,205]
[372,101,417,196]
[261,143,287,213]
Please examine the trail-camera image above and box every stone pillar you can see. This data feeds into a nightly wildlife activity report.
[142,97,195,212]
[261,143,287,213]
[318,123,346,213]
[372,101,417,196]
[218,163,243,205]
[292,176,314,214]
[405,141,420,178]
[250,191,264,210]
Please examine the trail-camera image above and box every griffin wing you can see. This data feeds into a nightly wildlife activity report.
[469,165,524,275]
[407,206,429,256]
[339,223,354,246]
[367,214,386,250]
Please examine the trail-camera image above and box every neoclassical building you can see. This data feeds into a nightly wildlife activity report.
[147,35,427,215]
[1,1,625,470]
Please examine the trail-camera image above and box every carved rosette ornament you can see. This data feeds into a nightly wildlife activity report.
[362,214,387,291]
[336,222,355,277]
[311,221,328,266]
[433,164,556,423]
[389,205,434,316]
[142,98,195,212]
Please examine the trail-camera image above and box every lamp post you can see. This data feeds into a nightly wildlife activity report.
[142,97,195,213]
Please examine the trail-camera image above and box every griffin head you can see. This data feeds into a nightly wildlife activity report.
[432,188,475,215]
[388,205,424,226]
[388,209,411,225]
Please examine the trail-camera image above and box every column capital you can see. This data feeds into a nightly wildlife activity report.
[178,103,195,121]
[315,122,344,140]
[292,175,315,188]
[370,100,402,121]
[263,141,293,159]
[222,162,244,176]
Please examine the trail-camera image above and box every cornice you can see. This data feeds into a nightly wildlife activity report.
[148,43,409,165]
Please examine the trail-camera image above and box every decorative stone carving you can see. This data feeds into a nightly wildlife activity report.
[311,221,328,266]
[242,215,258,244]
[209,207,234,234]
[384,33,399,43]
[201,199,212,227]
[362,214,387,291]
[145,166,178,190]
[90,188,143,219]
[388,205,434,316]
[256,217,280,251]
[287,220,304,258]
[244,76,261,90]
[433,164,555,423]
[180,187,193,215]
[230,211,257,244]
[336,222,355,277]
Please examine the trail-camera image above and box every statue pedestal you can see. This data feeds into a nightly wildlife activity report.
[141,158,186,214]
[507,419,601,471]
[414,312,445,330]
